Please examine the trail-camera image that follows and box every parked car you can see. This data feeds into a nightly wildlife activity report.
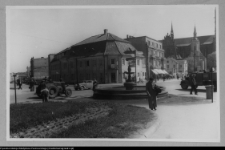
[74,80,94,90]
[180,71,217,92]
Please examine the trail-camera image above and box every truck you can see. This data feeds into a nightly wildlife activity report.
[180,71,217,92]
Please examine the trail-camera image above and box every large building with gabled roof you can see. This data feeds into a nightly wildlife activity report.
[49,29,146,84]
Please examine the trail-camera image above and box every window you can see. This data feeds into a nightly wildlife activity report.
[64,63,67,69]
[111,59,115,64]
[142,72,144,76]
[167,65,169,68]
[137,59,140,65]
[142,58,145,65]
[86,60,89,67]
[122,59,125,65]
[137,72,140,77]
[93,60,96,66]
[180,65,182,68]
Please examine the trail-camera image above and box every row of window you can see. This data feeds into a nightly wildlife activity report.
[166,64,183,69]
[150,50,164,58]
[147,40,162,49]
[52,58,148,70]
[122,58,146,66]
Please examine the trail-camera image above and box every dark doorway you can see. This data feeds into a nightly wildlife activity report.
[111,73,116,83]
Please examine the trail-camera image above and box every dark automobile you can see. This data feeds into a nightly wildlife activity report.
[180,71,217,92]
[36,81,72,98]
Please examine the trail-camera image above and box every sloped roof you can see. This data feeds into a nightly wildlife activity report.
[173,35,214,46]
[74,32,129,46]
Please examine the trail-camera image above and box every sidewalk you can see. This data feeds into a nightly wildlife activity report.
[133,91,220,141]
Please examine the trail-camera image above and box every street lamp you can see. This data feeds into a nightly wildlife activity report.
[13,73,17,104]
[210,67,215,103]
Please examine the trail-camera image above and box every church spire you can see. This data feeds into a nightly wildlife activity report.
[171,22,174,38]
[194,25,197,38]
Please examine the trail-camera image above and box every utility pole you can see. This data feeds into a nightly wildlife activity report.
[13,73,17,104]
[135,50,137,83]
[194,46,196,72]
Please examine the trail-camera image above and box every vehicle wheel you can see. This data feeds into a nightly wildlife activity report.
[48,85,58,98]
[80,86,84,90]
[181,83,188,90]
[65,88,72,97]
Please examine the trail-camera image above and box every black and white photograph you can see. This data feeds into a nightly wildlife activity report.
[2,1,223,147]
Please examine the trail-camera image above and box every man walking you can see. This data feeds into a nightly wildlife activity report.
[146,78,157,110]
[190,74,197,95]
[18,79,22,90]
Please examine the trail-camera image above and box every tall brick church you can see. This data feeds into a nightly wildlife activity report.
[162,24,216,72]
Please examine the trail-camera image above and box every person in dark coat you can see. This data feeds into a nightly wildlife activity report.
[40,80,49,102]
[93,79,98,91]
[18,79,22,90]
[146,78,157,110]
[29,78,35,91]
[190,74,197,95]
[59,78,66,93]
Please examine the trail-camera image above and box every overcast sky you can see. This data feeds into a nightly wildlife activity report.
[7,5,216,73]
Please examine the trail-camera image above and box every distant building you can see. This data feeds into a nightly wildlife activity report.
[49,29,146,84]
[26,66,30,77]
[30,57,49,79]
[161,24,215,72]
[165,57,178,77]
[125,35,167,78]
[16,72,27,81]
[176,59,188,77]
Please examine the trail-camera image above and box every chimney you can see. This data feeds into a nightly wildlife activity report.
[104,29,108,34]
[127,35,129,39]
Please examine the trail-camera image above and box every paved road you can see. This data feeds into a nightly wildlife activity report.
[9,84,94,104]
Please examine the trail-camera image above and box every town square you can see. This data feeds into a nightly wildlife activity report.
[8,5,219,142]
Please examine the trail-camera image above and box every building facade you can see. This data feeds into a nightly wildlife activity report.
[165,57,178,77]
[49,29,146,84]
[126,35,166,79]
[30,57,49,79]
[162,24,215,72]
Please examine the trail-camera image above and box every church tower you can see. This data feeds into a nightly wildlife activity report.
[171,23,174,40]
[190,25,205,72]
[162,23,176,58]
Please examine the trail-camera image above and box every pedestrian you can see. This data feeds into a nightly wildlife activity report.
[18,79,22,90]
[40,80,49,102]
[59,78,66,93]
[190,74,198,95]
[93,79,98,91]
[29,78,35,91]
[146,78,157,110]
